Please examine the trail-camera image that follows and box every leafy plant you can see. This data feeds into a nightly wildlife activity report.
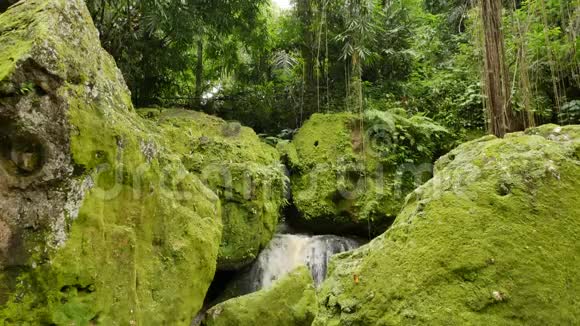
[18,82,35,95]
[559,100,580,125]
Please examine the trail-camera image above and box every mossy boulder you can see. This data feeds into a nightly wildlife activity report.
[314,124,580,325]
[202,266,317,326]
[284,110,448,236]
[0,1,222,324]
[139,109,287,270]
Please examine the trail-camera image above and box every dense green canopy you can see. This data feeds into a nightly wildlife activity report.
[85,0,579,136]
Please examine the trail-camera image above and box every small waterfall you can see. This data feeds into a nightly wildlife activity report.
[192,233,362,325]
[247,234,361,291]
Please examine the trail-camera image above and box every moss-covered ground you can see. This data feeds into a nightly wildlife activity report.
[314,124,580,325]
[202,266,317,326]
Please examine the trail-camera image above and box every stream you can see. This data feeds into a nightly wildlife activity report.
[247,233,361,290]
[193,230,361,325]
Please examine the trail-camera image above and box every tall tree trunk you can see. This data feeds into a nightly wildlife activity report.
[297,0,317,118]
[350,51,364,114]
[481,0,512,137]
[99,0,106,28]
[195,39,203,108]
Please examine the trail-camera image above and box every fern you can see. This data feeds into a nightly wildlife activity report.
[364,109,451,164]
[559,100,580,125]
[271,50,298,72]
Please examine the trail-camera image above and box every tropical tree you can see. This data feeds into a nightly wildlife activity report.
[85,0,267,106]
[480,0,513,137]
[334,0,381,113]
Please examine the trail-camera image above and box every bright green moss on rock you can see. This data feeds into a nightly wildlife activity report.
[0,1,221,324]
[139,109,288,271]
[314,124,580,325]
[288,110,448,236]
[0,0,37,87]
[202,266,317,326]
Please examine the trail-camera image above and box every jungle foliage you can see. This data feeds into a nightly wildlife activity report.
[86,0,580,136]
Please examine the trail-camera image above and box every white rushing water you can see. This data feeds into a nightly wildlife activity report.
[191,233,361,325]
[247,234,361,291]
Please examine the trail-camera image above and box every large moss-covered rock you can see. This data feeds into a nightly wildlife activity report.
[314,124,580,325]
[202,266,317,326]
[140,109,287,270]
[284,110,448,236]
[0,1,221,324]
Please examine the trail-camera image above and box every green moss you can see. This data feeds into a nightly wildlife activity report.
[289,111,448,236]
[314,125,580,325]
[139,109,288,270]
[0,0,42,86]
[202,266,317,326]
[0,1,222,324]
[276,140,300,169]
